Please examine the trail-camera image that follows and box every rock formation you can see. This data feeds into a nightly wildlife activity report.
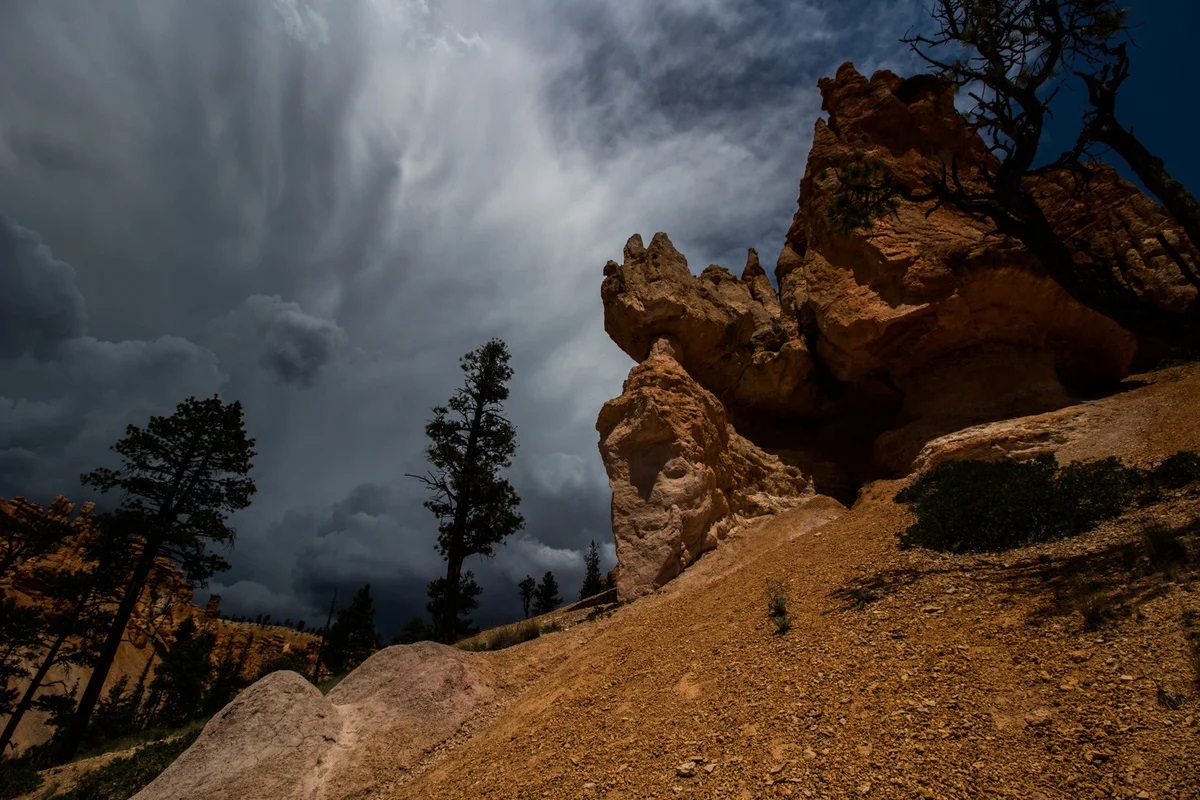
[136,643,495,800]
[598,63,1200,598]
[596,336,812,598]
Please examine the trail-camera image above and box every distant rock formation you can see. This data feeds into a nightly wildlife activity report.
[598,63,1199,598]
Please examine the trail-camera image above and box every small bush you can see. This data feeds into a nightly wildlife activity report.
[847,587,880,610]
[1151,451,1200,490]
[0,761,42,800]
[896,452,1200,553]
[53,729,199,800]
[540,621,563,635]
[766,580,791,635]
[1140,523,1190,572]
[1072,588,1113,631]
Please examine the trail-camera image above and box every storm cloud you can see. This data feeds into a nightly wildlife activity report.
[0,0,936,633]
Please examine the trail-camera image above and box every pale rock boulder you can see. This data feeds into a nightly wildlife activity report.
[596,337,812,599]
[135,643,494,800]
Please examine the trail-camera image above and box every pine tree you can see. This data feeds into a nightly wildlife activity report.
[391,616,434,645]
[580,541,604,600]
[0,505,126,759]
[57,395,256,760]
[410,339,524,643]
[518,576,536,619]
[426,571,482,641]
[322,584,380,674]
[147,617,216,728]
[532,571,562,616]
[204,634,255,716]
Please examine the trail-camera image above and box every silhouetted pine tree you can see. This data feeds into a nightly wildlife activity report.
[532,572,562,616]
[322,584,380,674]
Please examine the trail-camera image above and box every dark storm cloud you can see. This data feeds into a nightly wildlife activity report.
[0,216,227,501]
[218,294,348,387]
[0,0,926,636]
[0,214,86,358]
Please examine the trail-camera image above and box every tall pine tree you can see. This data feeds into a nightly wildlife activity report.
[410,340,524,643]
[57,395,256,760]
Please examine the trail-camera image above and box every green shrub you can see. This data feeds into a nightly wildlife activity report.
[52,729,199,800]
[765,580,791,635]
[896,456,1064,552]
[896,452,1199,553]
[0,761,42,800]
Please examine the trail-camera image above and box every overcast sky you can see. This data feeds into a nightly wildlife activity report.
[1,0,1194,636]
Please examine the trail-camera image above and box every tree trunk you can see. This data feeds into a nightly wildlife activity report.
[437,556,463,644]
[1094,119,1200,259]
[54,537,160,762]
[0,624,71,758]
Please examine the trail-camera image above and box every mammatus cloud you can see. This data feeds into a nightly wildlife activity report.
[0,0,932,634]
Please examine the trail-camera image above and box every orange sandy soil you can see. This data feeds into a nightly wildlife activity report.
[395,366,1200,800]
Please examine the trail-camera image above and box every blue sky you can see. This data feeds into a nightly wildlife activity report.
[0,0,1194,635]
[1040,0,1199,190]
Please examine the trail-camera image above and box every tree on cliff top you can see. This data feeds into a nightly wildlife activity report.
[410,339,524,643]
[56,395,256,761]
[828,0,1198,338]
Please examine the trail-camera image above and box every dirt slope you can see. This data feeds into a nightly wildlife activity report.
[395,365,1200,800]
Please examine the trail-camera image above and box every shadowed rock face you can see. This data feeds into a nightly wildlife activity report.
[598,63,1199,598]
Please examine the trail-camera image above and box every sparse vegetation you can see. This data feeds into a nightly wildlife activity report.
[0,761,42,799]
[1072,586,1114,631]
[1139,523,1190,574]
[49,728,200,800]
[766,580,791,634]
[458,620,542,652]
[896,452,1200,553]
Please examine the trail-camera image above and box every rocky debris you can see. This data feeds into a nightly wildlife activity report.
[596,336,813,598]
[135,643,495,800]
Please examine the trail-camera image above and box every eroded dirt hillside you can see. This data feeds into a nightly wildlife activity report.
[396,364,1200,800]
[139,363,1200,800]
